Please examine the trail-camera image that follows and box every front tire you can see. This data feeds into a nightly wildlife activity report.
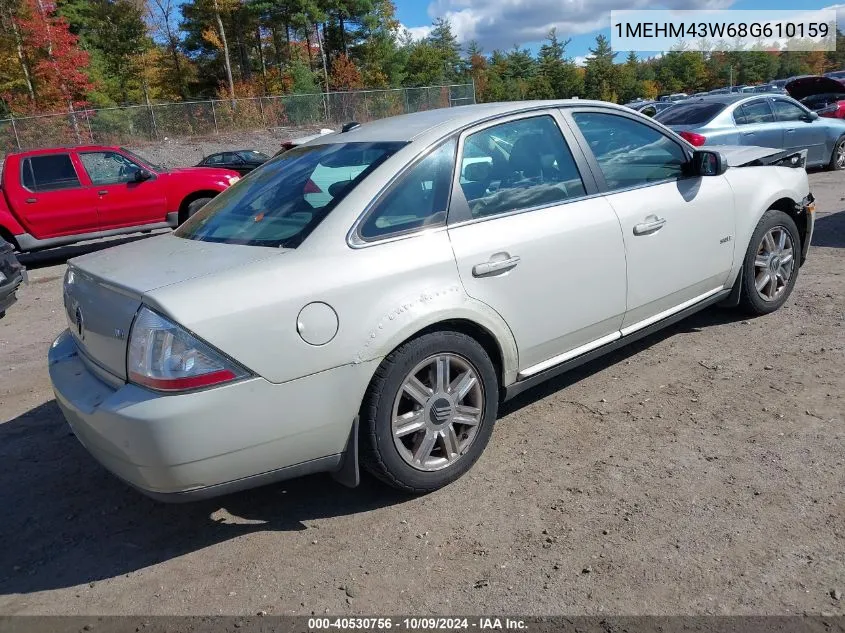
[739,209,801,315]
[828,135,845,171]
[180,196,214,224]
[360,331,499,493]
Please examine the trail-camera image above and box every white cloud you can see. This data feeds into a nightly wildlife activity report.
[573,55,588,67]
[399,23,433,41]
[423,0,737,50]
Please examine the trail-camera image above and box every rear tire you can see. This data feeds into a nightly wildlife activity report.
[179,196,214,224]
[827,135,845,171]
[739,209,801,316]
[360,331,498,494]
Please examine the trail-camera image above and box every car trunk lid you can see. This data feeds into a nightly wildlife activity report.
[63,234,288,380]
[786,76,845,101]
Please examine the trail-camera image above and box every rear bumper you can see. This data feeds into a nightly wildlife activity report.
[48,330,373,501]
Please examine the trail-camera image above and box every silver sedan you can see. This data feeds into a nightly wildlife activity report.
[654,93,845,170]
[50,100,813,500]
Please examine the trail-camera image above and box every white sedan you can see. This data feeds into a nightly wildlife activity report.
[49,100,815,500]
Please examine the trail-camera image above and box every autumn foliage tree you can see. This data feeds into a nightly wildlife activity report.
[328,53,362,90]
[7,0,93,113]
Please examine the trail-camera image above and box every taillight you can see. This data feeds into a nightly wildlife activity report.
[127,306,249,392]
[679,131,706,146]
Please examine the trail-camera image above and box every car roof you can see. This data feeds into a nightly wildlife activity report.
[9,144,121,158]
[309,100,630,145]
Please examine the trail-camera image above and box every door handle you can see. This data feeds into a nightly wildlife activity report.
[785,129,795,133]
[633,215,666,236]
[98,190,109,195]
[472,253,521,277]
[25,198,36,203]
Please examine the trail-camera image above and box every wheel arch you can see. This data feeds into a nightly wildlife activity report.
[767,196,807,257]
[358,305,520,400]
[0,225,19,250]
[177,190,220,224]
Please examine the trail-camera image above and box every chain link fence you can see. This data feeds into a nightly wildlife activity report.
[0,84,475,157]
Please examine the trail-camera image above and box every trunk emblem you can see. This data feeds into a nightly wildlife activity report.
[75,306,85,340]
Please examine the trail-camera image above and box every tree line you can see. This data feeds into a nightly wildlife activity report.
[1,0,845,117]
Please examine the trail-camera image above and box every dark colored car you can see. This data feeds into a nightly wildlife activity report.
[787,75,845,119]
[624,99,676,117]
[0,235,25,318]
[196,150,270,175]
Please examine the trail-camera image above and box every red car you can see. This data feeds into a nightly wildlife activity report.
[0,145,240,252]
[786,76,845,119]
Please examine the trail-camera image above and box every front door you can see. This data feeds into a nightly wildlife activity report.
[447,112,628,377]
[770,98,828,166]
[16,153,98,238]
[565,109,736,333]
[77,150,167,229]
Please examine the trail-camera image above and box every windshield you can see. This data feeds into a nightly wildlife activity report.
[120,148,164,172]
[655,102,727,125]
[175,141,405,248]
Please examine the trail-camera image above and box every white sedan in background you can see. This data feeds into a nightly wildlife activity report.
[50,100,814,501]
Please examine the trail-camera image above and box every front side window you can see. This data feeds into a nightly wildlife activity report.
[222,152,244,164]
[79,152,143,185]
[176,141,404,248]
[771,99,807,122]
[458,115,585,219]
[359,140,456,240]
[572,112,686,190]
[22,154,81,192]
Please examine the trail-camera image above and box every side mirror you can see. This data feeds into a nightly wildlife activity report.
[803,111,820,122]
[690,150,727,177]
[133,169,153,182]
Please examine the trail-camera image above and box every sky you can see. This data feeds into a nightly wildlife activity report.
[394,0,845,65]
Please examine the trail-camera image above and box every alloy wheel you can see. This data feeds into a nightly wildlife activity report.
[391,353,484,472]
[754,226,795,302]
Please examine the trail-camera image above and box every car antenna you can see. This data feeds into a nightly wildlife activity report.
[341,121,360,133]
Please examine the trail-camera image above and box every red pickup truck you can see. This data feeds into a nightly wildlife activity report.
[0,145,241,252]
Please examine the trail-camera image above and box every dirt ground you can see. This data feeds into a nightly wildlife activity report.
[0,170,842,617]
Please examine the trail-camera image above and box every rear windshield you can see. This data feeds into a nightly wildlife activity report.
[175,141,405,248]
[655,102,727,125]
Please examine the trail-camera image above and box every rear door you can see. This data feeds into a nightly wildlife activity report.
[770,98,828,165]
[77,150,167,229]
[15,153,98,238]
[447,111,628,377]
[564,108,735,332]
[733,98,784,150]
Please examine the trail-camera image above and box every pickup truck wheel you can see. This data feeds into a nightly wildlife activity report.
[360,331,498,493]
[181,197,214,223]
[828,135,845,171]
[740,209,800,316]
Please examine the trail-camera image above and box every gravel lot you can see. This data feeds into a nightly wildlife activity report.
[0,165,842,617]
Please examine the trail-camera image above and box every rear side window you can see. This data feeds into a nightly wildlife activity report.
[457,115,586,219]
[655,102,726,125]
[359,140,456,240]
[22,154,80,192]
[735,100,774,125]
[176,141,405,248]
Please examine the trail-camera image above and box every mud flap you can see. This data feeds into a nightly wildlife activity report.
[719,270,743,308]
[331,416,360,488]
